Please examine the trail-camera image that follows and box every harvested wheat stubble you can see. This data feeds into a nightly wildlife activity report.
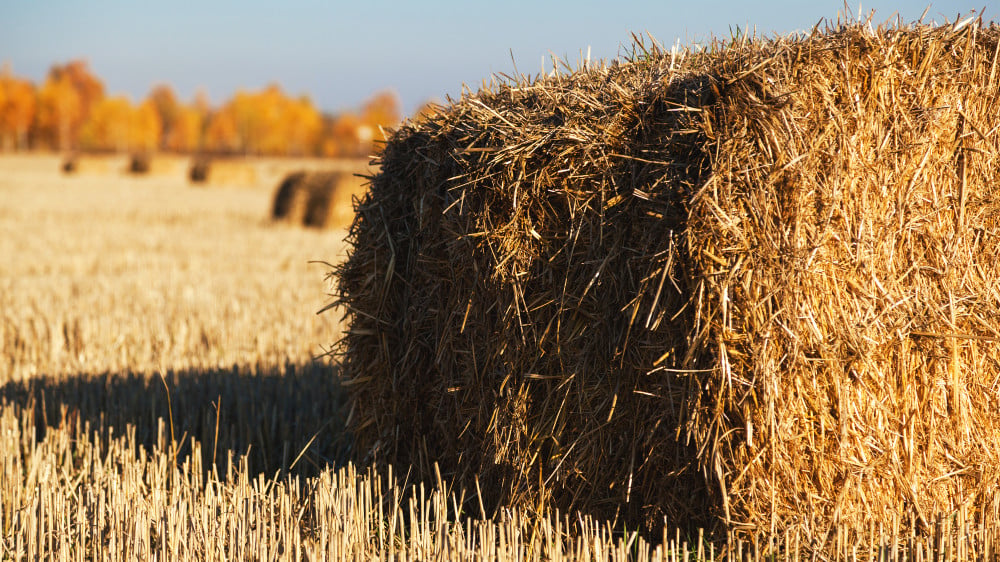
[304,172,368,229]
[333,20,1000,547]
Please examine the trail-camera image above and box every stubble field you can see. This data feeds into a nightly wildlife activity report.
[0,154,675,561]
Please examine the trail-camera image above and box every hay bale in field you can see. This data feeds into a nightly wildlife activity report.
[189,157,210,183]
[271,171,310,223]
[129,153,151,174]
[61,154,112,175]
[304,172,368,229]
[189,158,258,186]
[333,20,1000,546]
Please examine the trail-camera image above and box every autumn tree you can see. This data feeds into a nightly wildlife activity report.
[77,96,131,152]
[78,96,161,153]
[360,90,401,140]
[164,103,203,153]
[321,112,364,158]
[317,90,402,157]
[0,66,36,151]
[203,84,321,156]
[148,84,181,151]
[34,60,104,150]
[281,95,322,155]
[166,90,211,153]
[130,99,162,152]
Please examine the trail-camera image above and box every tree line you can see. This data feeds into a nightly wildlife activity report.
[0,60,409,157]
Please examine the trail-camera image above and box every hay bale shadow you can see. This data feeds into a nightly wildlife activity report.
[0,361,351,480]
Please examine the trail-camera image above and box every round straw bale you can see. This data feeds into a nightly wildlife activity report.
[271,171,309,223]
[333,21,1000,546]
[189,157,210,183]
[303,172,368,229]
[128,153,151,174]
[61,155,78,174]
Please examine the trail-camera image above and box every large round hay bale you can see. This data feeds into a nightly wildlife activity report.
[303,172,368,229]
[271,171,309,223]
[333,21,1000,547]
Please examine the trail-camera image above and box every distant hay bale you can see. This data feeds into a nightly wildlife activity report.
[334,21,1000,546]
[189,158,258,186]
[189,158,210,183]
[270,171,310,223]
[61,154,111,175]
[304,172,368,229]
[128,153,151,175]
[127,154,181,176]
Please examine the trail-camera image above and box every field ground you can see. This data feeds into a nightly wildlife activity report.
[0,154,670,561]
[0,154,992,560]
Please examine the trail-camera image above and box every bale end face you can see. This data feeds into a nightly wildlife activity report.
[304,172,368,230]
[271,171,309,223]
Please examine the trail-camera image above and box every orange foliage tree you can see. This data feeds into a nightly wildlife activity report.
[34,61,105,150]
[0,66,36,151]
[361,90,401,134]
[3,56,404,156]
[148,84,181,151]
[319,90,402,158]
[35,75,81,151]
[321,112,363,158]
[164,103,204,153]
[78,96,161,153]
[131,100,162,152]
[203,84,321,156]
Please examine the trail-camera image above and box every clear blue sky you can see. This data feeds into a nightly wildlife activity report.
[0,1,993,115]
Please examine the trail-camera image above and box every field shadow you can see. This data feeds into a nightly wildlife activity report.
[0,360,350,480]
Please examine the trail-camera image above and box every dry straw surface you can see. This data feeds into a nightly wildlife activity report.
[335,19,1000,545]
